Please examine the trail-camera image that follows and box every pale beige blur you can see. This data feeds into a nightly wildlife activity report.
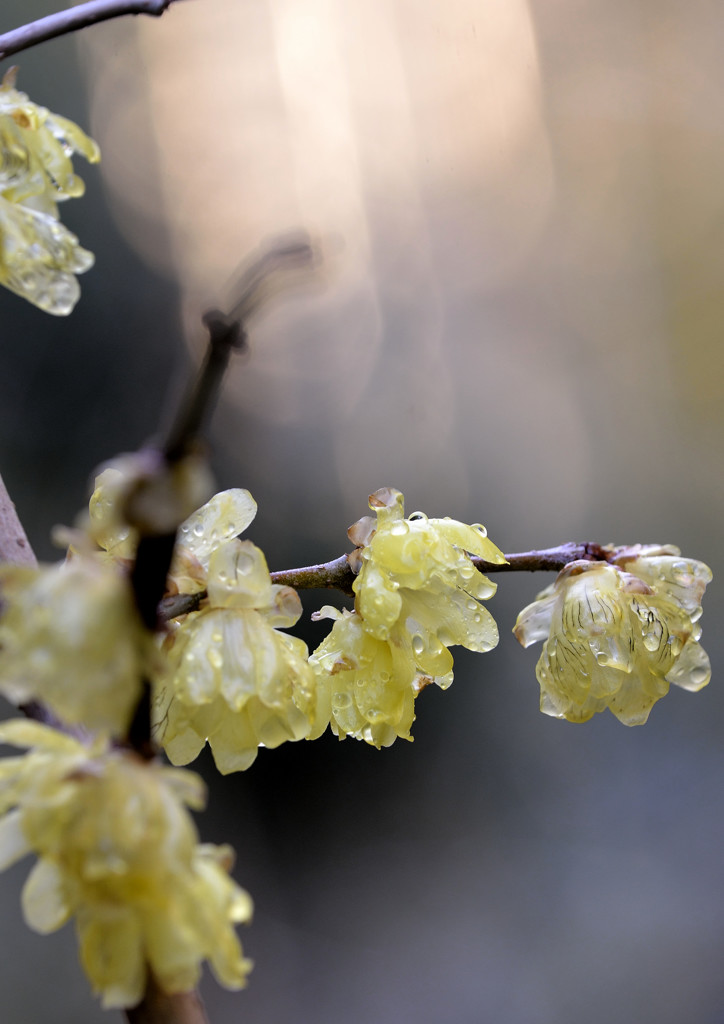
[78,0,724,547]
[79,0,569,533]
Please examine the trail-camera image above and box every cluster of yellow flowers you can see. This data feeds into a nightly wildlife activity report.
[514,546,712,725]
[0,721,252,1008]
[0,70,99,314]
[311,487,507,746]
[86,470,504,764]
[0,456,714,1008]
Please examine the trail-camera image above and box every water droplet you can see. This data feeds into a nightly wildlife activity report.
[689,664,709,687]
[595,650,608,665]
[642,631,660,652]
[332,691,352,710]
[668,636,683,656]
[192,523,204,537]
[390,521,408,536]
[366,708,385,723]
[412,634,425,656]
[235,552,255,575]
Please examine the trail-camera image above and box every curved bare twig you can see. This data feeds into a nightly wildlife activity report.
[0,0,188,61]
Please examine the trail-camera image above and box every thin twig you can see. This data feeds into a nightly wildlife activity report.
[270,542,612,591]
[159,543,615,620]
[0,0,187,61]
[0,473,36,568]
[163,312,245,464]
[125,974,210,1024]
[472,542,611,574]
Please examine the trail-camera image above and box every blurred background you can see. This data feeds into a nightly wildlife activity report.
[2,1,724,1021]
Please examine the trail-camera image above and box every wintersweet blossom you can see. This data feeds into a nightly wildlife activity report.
[310,488,505,746]
[169,487,259,595]
[310,606,418,747]
[0,70,99,313]
[0,554,151,733]
[513,547,712,725]
[87,454,255,588]
[154,539,319,773]
[350,488,506,663]
[0,721,252,1009]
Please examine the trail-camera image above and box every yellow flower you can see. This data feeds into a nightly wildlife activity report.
[0,555,151,734]
[0,721,252,1009]
[309,488,505,747]
[170,487,258,595]
[0,71,100,314]
[309,606,419,747]
[513,548,712,725]
[86,454,255,588]
[154,539,318,773]
[351,488,505,656]
[0,194,94,314]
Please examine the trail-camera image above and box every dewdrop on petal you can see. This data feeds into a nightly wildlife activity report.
[154,539,318,773]
[513,550,712,725]
[0,721,252,1009]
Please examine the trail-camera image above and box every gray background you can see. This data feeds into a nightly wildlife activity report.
[1,2,724,1023]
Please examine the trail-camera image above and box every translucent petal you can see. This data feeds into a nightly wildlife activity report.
[0,194,92,314]
[353,562,402,637]
[0,808,31,870]
[520,555,710,725]
[177,489,257,567]
[665,638,711,692]
[0,719,84,754]
[513,591,558,647]
[78,908,146,1009]
[207,540,273,608]
[428,517,507,563]
[21,858,69,933]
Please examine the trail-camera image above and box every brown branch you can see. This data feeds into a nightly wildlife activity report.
[473,542,612,574]
[159,544,615,619]
[270,553,355,593]
[0,474,36,568]
[270,543,612,591]
[0,0,188,61]
[125,975,210,1024]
